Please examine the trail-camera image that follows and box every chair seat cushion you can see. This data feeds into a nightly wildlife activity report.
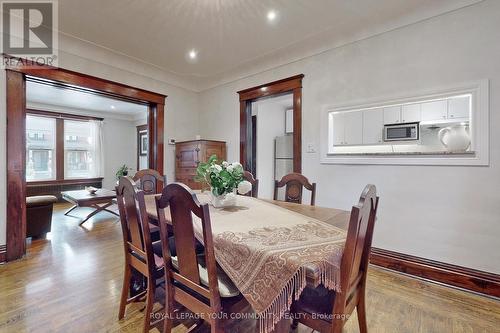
[171,255,240,298]
[294,285,335,320]
[26,195,58,208]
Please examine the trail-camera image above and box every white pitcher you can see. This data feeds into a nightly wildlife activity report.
[438,124,470,152]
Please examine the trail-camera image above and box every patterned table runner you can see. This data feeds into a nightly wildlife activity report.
[190,194,348,333]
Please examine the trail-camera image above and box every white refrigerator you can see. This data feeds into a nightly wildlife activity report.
[274,135,293,181]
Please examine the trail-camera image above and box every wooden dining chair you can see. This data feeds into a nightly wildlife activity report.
[156,183,247,333]
[116,176,164,333]
[242,170,259,198]
[274,172,316,205]
[290,184,379,333]
[133,169,167,195]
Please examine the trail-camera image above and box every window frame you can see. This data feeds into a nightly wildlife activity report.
[26,109,104,184]
[320,80,489,166]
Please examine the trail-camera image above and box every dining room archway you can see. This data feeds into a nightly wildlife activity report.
[4,59,166,261]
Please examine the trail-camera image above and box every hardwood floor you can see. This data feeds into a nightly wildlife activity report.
[1,203,499,333]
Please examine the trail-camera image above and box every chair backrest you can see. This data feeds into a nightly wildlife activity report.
[155,182,222,310]
[133,169,166,195]
[115,176,155,275]
[340,184,379,296]
[242,171,259,198]
[274,172,316,205]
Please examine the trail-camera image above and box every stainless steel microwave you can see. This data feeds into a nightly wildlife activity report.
[383,122,419,142]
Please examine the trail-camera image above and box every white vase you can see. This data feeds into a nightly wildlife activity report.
[438,124,471,152]
[210,190,237,208]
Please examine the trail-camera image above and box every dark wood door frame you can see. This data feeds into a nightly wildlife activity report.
[136,124,148,171]
[238,74,303,173]
[5,62,166,262]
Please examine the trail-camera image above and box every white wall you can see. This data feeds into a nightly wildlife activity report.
[101,118,137,189]
[0,35,199,246]
[253,97,289,199]
[198,0,500,274]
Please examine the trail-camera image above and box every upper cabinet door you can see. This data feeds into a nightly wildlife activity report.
[363,108,384,144]
[448,95,470,119]
[401,104,421,123]
[332,113,345,145]
[421,100,447,121]
[383,106,401,124]
[344,111,363,145]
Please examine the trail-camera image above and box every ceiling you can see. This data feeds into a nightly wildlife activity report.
[26,81,148,119]
[58,0,481,88]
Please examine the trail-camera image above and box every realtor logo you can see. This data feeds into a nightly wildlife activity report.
[1,0,58,67]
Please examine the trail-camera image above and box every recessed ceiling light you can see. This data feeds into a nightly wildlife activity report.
[267,10,277,22]
[110,105,116,109]
[188,49,197,60]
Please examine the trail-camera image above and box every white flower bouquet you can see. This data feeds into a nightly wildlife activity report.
[195,155,252,207]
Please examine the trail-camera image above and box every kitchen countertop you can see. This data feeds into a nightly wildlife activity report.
[328,151,475,156]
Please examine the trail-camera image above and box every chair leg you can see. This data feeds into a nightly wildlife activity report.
[211,320,224,333]
[332,319,344,333]
[143,278,155,333]
[118,264,131,320]
[163,290,174,333]
[357,288,368,333]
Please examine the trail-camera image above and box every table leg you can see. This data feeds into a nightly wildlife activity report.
[79,202,119,225]
[64,205,78,216]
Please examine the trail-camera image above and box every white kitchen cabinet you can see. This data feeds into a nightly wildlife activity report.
[331,111,362,146]
[401,104,421,123]
[344,111,363,145]
[332,113,345,145]
[363,108,384,144]
[448,95,470,119]
[421,100,447,121]
[383,106,401,124]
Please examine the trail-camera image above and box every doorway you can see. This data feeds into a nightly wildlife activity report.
[237,75,303,197]
[5,63,166,261]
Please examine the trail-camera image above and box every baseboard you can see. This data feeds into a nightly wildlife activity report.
[370,247,500,298]
[0,244,6,264]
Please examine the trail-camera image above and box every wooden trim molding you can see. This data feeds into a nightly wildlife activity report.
[0,244,7,264]
[5,56,166,104]
[237,74,304,101]
[238,74,303,173]
[370,248,500,298]
[5,59,166,262]
[6,70,27,261]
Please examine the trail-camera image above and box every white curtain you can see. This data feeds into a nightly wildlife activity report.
[89,120,104,178]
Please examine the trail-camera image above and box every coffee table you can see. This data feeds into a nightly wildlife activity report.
[61,189,119,225]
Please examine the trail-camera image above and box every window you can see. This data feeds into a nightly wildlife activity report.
[26,115,56,181]
[64,120,95,179]
[25,112,103,182]
[320,80,489,166]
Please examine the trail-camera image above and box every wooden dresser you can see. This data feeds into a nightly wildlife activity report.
[175,140,226,190]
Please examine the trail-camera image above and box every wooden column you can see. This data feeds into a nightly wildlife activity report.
[6,70,27,261]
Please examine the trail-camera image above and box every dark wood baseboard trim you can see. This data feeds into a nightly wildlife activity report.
[0,245,7,264]
[370,247,500,298]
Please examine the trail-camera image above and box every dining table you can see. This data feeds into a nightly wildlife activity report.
[144,193,351,333]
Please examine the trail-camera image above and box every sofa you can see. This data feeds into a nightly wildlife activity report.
[26,195,58,238]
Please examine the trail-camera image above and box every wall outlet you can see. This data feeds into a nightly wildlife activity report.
[306,143,316,153]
